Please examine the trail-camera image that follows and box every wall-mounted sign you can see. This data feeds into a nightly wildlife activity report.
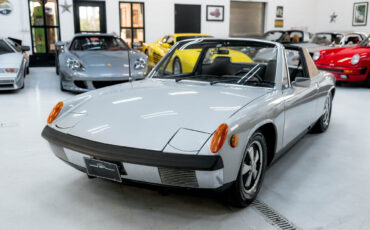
[353,2,368,26]
[0,0,13,15]
[330,12,338,23]
[60,0,72,14]
[206,5,224,21]
[275,19,284,28]
[276,6,283,18]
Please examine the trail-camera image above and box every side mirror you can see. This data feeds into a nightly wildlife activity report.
[21,46,30,52]
[55,41,65,53]
[293,77,311,87]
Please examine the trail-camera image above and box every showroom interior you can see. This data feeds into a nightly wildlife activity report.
[1,0,370,229]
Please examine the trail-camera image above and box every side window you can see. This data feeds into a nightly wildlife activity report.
[345,35,361,45]
[167,36,174,45]
[7,39,22,52]
[285,49,307,83]
[290,32,303,43]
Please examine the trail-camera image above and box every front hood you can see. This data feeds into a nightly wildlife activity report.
[0,53,22,67]
[58,79,270,151]
[73,50,129,68]
[316,46,369,66]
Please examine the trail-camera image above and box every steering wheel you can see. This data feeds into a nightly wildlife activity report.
[234,69,264,83]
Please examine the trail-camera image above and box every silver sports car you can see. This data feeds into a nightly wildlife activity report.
[42,38,335,207]
[56,34,147,92]
[0,38,30,91]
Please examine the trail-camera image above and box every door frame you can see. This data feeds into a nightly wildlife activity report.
[174,4,201,33]
[73,0,107,34]
[28,0,61,66]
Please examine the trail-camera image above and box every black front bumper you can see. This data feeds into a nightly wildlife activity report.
[41,126,223,171]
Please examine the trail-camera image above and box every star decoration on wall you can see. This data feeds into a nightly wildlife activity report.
[60,0,72,13]
[330,12,338,23]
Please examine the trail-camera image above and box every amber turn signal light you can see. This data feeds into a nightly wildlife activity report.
[210,123,229,153]
[47,101,64,124]
[230,134,240,148]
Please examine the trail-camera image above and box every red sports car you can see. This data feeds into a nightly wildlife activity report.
[313,36,370,86]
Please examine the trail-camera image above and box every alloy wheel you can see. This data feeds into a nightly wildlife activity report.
[241,140,263,196]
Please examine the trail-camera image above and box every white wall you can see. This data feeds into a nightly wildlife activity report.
[105,0,230,43]
[0,0,31,46]
[231,0,317,33]
[313,0,370,34]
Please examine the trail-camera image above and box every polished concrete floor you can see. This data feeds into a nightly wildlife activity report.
[1,68,369,230]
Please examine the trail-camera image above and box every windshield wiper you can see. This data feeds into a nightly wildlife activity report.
[174,74,219,82]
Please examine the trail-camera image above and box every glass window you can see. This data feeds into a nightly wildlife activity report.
[70,36,129,51]
[32,28,46,53]
[7,39,22,52]
[120,2,145,48]
[0,40,14,55]
[120,3,131,27]
[132,3,144,27]
[30,0,44,26]
[28,0,60,54]
[154,40,277,88]
[79,6,101,32]
[312,33,343,45]
[45,0,59,26]
[46,28,59,52]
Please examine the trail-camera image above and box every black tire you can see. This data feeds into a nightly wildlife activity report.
[227,131,268,207]
[311,93,333,133]
[20,71,25,89]
[172,58,182,74]
[366,74,370,88]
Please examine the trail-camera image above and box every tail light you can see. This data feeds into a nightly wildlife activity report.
[210,123,228,153]
[47,101,64,124]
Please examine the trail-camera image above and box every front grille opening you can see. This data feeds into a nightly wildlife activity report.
[158,167,199,188]
[92,80,128,89]
[74,80,87,89]
[0,84,13,88]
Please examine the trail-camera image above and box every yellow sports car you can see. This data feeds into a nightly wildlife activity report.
[143,33,253,74]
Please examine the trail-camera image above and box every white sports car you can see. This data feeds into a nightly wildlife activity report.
[0,38,30,90]
[42,38,335,206]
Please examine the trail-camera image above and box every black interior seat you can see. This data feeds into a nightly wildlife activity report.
[202,56,234,76]
[264,60,276,82]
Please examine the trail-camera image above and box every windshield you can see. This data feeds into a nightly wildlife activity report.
[278,31,304,43]
[151,40,277,88]
[360,36,370,46]
[0,40,14,55]
[312,33,343,45]
[176,36,212,42]
[263,31,283,41]
[70,36,129,51]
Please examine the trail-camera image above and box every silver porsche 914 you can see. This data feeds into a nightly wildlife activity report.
[42,38,335,207]
[55,33,147,92]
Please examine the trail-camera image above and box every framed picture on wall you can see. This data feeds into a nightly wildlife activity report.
[276,6,283,18]
[206,5,224,21]
[353,2,368,26]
